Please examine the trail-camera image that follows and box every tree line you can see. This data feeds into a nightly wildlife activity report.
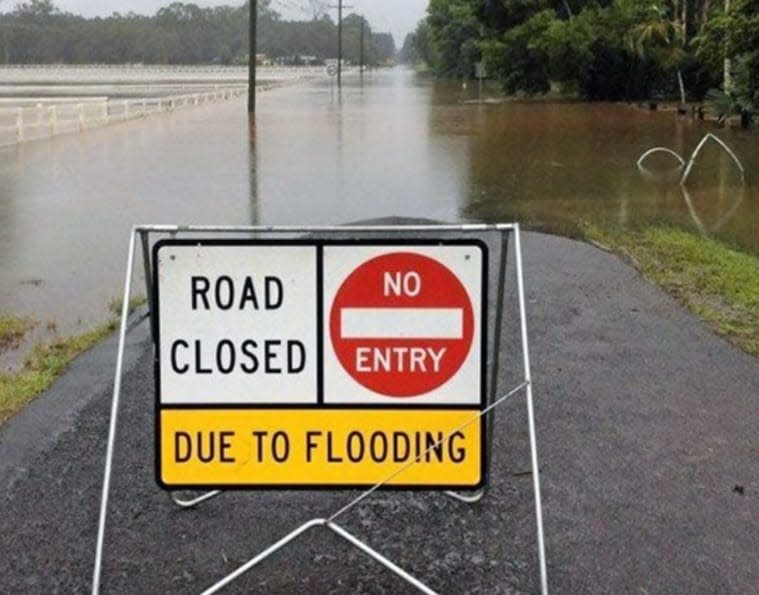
[0,0,395,66]
[401,0,757,121]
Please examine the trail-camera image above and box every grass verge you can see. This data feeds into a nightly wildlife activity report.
[581,223,759,356]
[0,295,146,425]
[0,321,117,424]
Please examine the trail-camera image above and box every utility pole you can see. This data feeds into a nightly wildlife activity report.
[359,17,365,78]
[248,0,257,113]
[330,0,353,87]
[337,0,344,87]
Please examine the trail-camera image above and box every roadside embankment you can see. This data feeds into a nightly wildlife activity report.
[0,296,145,424]
[582,223,759,357]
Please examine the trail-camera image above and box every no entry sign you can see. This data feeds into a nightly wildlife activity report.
[329,252,474,397]
[154,239,487,489]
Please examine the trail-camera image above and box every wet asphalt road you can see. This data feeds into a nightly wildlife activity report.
[1,230,758,594]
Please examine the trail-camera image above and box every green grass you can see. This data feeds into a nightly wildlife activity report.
[0,294,146,424]
[582,223,759,356]
[0,320,118,424]
[0,315,35,353]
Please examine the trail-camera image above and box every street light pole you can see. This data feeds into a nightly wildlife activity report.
[249,0,257,113]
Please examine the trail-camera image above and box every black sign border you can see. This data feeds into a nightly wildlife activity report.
[152,238,489,491]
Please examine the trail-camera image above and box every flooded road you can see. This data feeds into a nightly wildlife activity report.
[0,67,757,338]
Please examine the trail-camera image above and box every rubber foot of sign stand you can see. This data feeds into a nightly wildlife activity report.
[444,487,486,503]
[199,518,438,595]
[170,490,222,509]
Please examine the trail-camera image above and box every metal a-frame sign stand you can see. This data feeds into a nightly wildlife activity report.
[91,223,548,595]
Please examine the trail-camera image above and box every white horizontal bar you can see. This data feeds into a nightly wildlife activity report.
[134,223,518,232]
[0,97,109,104]
[341,308,463,339]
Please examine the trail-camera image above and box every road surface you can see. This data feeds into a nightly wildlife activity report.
[1,228,757,594]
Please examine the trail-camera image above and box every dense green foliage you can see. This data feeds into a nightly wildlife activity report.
[0,0,395,65]
[694,0,759,122]
[409,0,759,106]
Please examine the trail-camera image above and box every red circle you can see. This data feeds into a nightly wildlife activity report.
[330,252,474,397]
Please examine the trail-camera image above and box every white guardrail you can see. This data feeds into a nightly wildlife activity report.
[0,65,325,84]
[0,86,246,146]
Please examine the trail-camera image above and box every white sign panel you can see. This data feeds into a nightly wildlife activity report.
[157,244,318,404]
[322,245,483,406]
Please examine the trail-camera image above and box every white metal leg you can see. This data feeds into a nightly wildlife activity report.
[92,225,548,595]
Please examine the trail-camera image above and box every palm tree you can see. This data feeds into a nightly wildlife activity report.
[628,2,688,105]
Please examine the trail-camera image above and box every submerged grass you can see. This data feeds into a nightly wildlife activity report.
[0,295,146,425]
[582,223,759,356]
[108,295,148,317]
[0,315,35,352]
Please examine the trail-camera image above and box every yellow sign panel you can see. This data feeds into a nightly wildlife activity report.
[159,409,483,489]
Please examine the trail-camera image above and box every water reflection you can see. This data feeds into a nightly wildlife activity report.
[681,155,747,235]
[253,71,468,224]
[0,100,253,334]
[249,115,258,225]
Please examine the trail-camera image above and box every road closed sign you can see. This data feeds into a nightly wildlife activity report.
[154,239,487,489]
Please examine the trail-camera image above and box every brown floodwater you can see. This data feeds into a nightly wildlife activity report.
[0,67,757,343]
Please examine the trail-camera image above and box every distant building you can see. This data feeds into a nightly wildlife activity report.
[274,55,322,66]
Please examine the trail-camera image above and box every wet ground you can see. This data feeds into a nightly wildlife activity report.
[0,67,757,344]
[1,228,757,594]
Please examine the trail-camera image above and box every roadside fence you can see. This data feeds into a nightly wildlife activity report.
[0,86,246,146]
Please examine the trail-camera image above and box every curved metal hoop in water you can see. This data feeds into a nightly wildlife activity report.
[637,147,686,169]
[637,133,746,186]
[681,132,746,186]
[637,134,746,236]
[636,147,686,181]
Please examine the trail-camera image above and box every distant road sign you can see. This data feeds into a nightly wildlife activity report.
[475,61,487,79]
[326,63,338,77]
[154,239,487,490]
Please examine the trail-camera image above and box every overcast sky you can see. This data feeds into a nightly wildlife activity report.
[46,0,428,47]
